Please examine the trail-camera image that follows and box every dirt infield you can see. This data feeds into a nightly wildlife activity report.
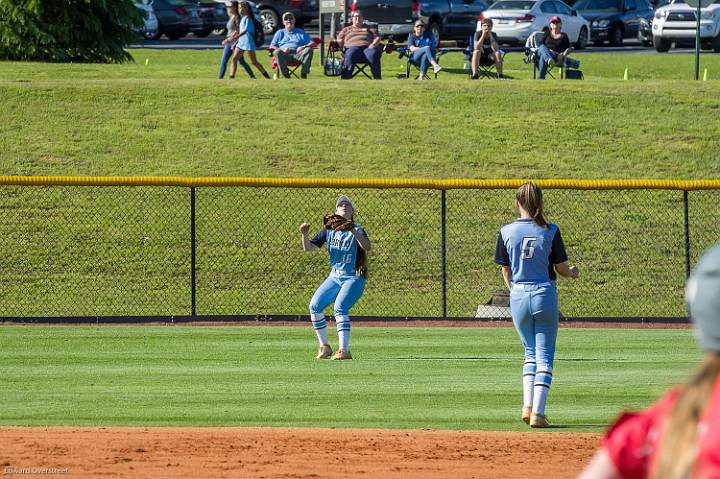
[0,427,601,478]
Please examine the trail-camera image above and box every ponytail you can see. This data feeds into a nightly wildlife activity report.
[652,352,720,479]
[516,182,548,228]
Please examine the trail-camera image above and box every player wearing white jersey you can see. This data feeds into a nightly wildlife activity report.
[495,182,580,428]
[299,195,371,360]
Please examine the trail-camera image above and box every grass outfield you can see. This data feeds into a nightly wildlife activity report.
[0,325,698,431]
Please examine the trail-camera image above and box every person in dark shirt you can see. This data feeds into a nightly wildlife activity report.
[536,16,572,80]
[471,18,504,79]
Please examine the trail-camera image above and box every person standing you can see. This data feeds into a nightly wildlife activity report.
[299,195,371,360]
[232,1,271,79]
[578,244,720,479]
[494,182,580,428]
[269,12,316,79]
[218,1,254,79]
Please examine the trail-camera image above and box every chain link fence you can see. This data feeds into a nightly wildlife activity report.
[0,179,717,320]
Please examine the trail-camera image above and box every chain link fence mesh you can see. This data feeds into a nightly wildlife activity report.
[0,184,717,319]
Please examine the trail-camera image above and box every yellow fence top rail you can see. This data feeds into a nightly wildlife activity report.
[0,176,719,190]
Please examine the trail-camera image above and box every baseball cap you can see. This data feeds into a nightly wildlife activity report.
[282,12,295,20]
[550,16,561,23]
[686,243,720,352]
[336,195,355,211]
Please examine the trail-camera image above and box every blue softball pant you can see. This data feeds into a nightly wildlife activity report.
[510,282,559,373]
[309,273,365,316]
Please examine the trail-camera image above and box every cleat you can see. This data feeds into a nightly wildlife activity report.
[331,349,352,360]
[530,414,550,428]
[316,344,333,359]
[522,406,532,424]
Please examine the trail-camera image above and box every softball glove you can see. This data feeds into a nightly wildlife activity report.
[323,213,354,231]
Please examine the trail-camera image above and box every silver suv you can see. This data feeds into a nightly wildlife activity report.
[652,0,720,51]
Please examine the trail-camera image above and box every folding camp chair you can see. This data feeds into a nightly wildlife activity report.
[268,36,321,79]
[464,34,506,79]
[396,46,446,80]
[326,42,381,79]
[524,31,580,79]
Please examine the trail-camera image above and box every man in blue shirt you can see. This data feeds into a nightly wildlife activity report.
[269,12,316,78]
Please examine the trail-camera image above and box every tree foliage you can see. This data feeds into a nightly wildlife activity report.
[0,0,144,63]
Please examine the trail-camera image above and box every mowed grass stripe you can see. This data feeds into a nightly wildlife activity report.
[0,325,697,431]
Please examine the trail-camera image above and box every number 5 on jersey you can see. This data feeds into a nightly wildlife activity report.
[522,237,537,259]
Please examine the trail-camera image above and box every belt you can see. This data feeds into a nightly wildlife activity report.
[512,281,554,290]
[331,268,353,276]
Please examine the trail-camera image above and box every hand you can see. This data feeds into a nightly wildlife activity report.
[570,266,580,279]
[299,223,310,235]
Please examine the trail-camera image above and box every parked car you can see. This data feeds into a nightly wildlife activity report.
[147,0,192,39]
[481,0,590,47]
[652,0,720,51]
[573,0,654,45]
[347,0,489,44]
[637,0,669,45]
[193,1,219,37]
[134,0,161,40]
[243,0,319,34]
[211,1,266,45]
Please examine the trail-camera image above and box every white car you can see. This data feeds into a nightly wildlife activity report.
[134,0,160,40]
[652,0,720,51]
[482,0,591,48]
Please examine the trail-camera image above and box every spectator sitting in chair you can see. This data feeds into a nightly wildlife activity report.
[536,16,573,80]
[471,18,504,79]
[336,10,382,80]
[269,12,315,79]
[407,20,442,80]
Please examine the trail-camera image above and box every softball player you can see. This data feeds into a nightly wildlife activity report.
[494,182,579,428]
[299,195,371,360]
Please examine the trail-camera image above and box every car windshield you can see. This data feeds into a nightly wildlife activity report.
[488,0,536,10]
[574,0,621,11]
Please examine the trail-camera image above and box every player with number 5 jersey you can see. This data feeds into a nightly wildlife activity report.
[299,195,371,361]
[494,182,580,428]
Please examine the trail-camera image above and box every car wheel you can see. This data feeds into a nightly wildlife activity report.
[194,29,212,38]
[260,8,279,35]
[609,26,623,46]
[713,34,720,53]
[428,21,441,46]
[145,23,162,40]
[575,26,588,49]
[653,35,671,52]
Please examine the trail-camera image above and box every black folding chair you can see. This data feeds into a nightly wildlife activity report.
[464,34,506,79]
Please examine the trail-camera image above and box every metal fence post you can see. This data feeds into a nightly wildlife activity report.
[684,190,691,279]
[191,187,197,317]
[441,190,447,319]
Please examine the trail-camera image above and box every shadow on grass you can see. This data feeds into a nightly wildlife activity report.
[543,423,609,430]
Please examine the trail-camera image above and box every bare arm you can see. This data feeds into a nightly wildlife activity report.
[350,227,371,252]
[299,223,319,252]
[501,266,512,289]
[577,449,621,479]
[554,261,579,279]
